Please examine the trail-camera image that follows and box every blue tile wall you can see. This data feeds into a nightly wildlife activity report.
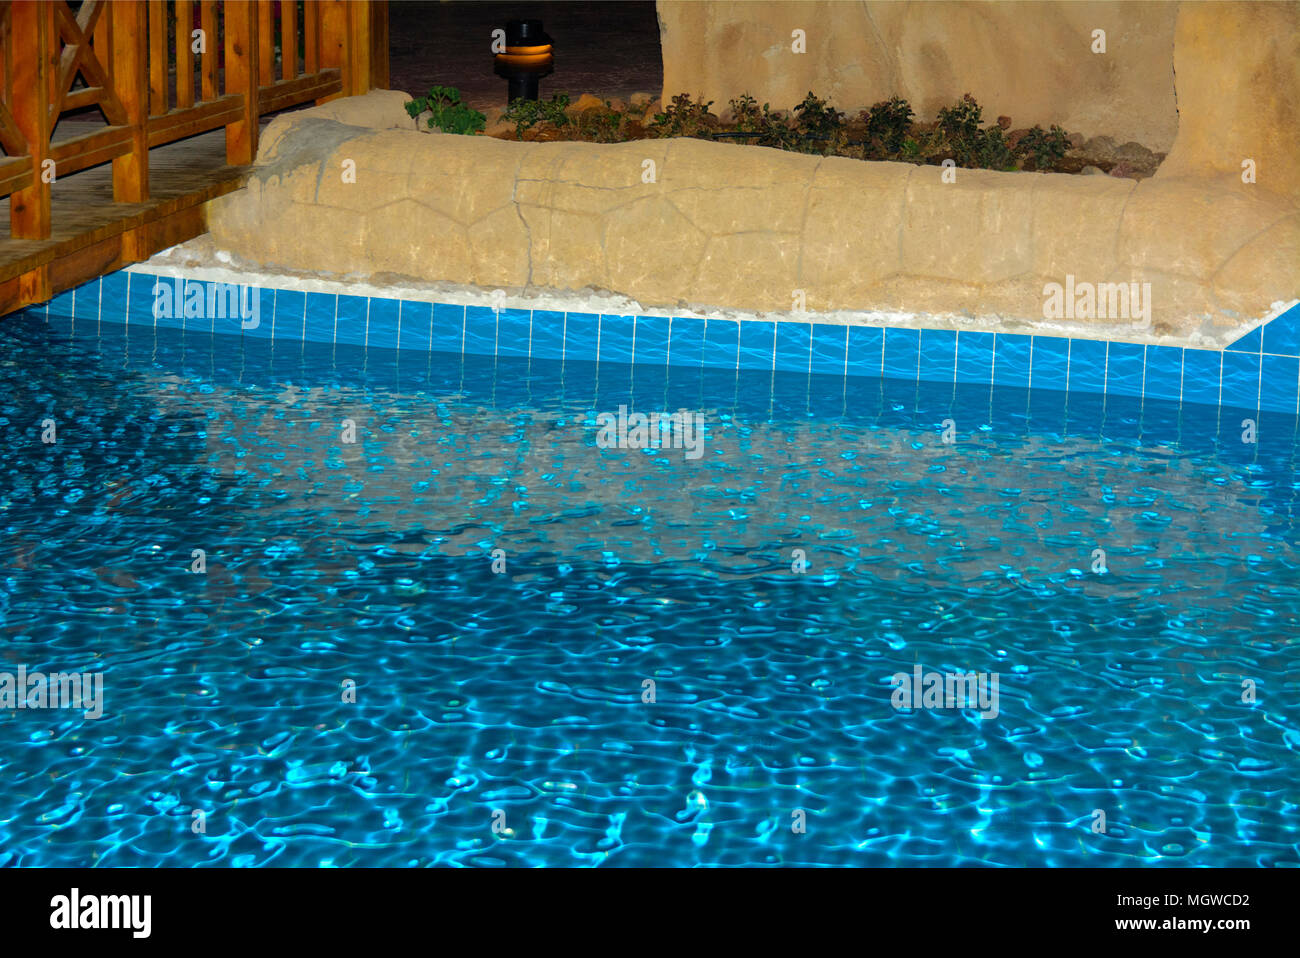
[773,322,810,375]
[846,326,883,379]
[564,311,599,362]
[462,305,497,355]
[669,316,706,368]
[599,314,636,365]
[918,328,957,384]
[494,308,530,359]
[35,269,1300,416]
[701,317,739,371]
[431,303,466,354]
[809,324,847,378]
[737,318,774,370]
[634,315,670,365]
[1068,338,1107,394]
[882,327,920,380]
[398,300,434,354]
[1181,348,1223,408]
[993,333,1032,389]
[1030,336,1070,393]
[1143,345,1183,404]
[1106,341,1146,400]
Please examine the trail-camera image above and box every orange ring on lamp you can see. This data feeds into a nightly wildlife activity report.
[504,44,552,55]
[495,52,553,67]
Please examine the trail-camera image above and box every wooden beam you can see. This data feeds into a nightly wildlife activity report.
[0,157,34,199]
[224,1,258,165]
[147,94,242,148]
[257,70,340,115]
[50,124,134,175]
[9,0,53,242]
[111,0,148,204]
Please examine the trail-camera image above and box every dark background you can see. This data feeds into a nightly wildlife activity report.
[388,0,663,109]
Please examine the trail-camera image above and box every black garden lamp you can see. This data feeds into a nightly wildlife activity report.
[494,18,554,103]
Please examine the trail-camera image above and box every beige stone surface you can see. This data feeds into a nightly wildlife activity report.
[657,1,1180,149]
[1116,177,1294,279]
[293,89,420,131]
[1157,1,1300,203]
[1028,174,1134,281]
[1212,214,1300,320]
[900,168,1035,285]
[207,90,1298,341]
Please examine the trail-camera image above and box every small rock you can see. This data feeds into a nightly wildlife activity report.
[1109,161,1135,178]
[567,93,606,116]
[629,92,654,109]
[1115,140,1155,163]
[1066,131,1086,149]
[1082,135,1117,162]
[477,106,511,138]
[996,115,1011,130]
[606,97,628,114]
[1081,165,1105,175]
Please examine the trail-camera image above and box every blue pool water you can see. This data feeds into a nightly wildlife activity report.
[1,310,1297,867]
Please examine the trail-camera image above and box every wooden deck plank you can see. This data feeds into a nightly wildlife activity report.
[0,124,252,292]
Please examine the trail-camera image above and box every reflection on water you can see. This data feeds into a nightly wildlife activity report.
[0,315,1296,867]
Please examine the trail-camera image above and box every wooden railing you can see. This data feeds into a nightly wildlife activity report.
[0,0,387,243]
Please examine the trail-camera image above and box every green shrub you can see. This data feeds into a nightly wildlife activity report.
[792,91,846,153]
[575,100,627,143]
[503,93,570,138]
[404,86,486,135]
[728,93,764,133]
[1015,124,1069,172]
[863,96,915,157]
[976,125,1016,171]
[935,93,985,166]
[650,93,715,138]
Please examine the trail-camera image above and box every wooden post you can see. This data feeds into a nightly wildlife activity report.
[200,0,218,102]
[224,0,259,165]
[368,0,388,91]
[317,0,346,103]
[176,0,194,109]
[147,0,167,115]
[10,0,53,241]
[346,0,371,97]
[111,0,149,204]
[257,0,273,86]
[303,0,319,75]
[283,0,298,81]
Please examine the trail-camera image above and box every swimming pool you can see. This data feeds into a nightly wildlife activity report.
[2,299,1297,867]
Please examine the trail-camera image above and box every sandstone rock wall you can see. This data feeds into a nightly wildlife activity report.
[657,0,1181,149]
[207,91,1296,340]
